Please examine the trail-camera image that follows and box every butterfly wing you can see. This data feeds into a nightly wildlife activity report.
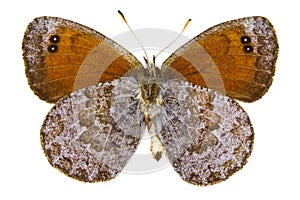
[158,80,254,185]
[162,16,278,102]
[23,16,142,103]
[41,76,145,182]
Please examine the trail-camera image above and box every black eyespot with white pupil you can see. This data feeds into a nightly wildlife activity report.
[241,36,251,44]
[47,35,60,53]
[241,36,253,53]
[49,35,60,43]
[47,45,58,53]
[244,45,253,53]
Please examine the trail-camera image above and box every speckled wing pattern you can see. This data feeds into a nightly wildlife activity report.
[41,77,145,182]
[157,80,253,185]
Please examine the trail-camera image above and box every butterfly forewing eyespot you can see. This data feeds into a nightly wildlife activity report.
[244,45,254,53]
[241,35,251,44]
[49,35,61,43]
[47,44,59,53]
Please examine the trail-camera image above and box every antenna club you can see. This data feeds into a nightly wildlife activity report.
[118,10,127,23]
[183,18,192,31]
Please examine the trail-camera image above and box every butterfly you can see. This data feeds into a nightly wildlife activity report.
[22,14,278,186]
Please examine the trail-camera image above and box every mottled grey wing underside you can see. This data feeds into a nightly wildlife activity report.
[158,80,254,185]
[41,77,145,182]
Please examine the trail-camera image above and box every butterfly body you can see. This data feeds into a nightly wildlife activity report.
[23,15,278,185]
[134,63,165,160]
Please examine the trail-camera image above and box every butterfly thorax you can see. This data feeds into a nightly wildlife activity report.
[139,63,163,124]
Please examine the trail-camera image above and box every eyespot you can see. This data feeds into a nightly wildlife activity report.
[241,36,251,44]
[49,35,60,43]
[47,44,59,53]
[244,45,253,53]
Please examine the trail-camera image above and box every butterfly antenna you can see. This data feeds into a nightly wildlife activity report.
[118,10,149,63]
[155,18,191,59]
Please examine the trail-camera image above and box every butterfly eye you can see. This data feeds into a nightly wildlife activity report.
[241,36,251,44]
[47,44,59,53]
[49,35,60,43]
[243,45,253,53]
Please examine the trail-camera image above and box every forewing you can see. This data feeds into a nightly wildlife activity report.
[23,16,142,103]
[159,80,254,185]
[162,16,278,102]
[41,77,145,182]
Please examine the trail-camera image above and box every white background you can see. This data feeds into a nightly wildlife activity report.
[1,0,299,199]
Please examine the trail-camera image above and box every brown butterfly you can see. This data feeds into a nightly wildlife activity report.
[22,14,278,186]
